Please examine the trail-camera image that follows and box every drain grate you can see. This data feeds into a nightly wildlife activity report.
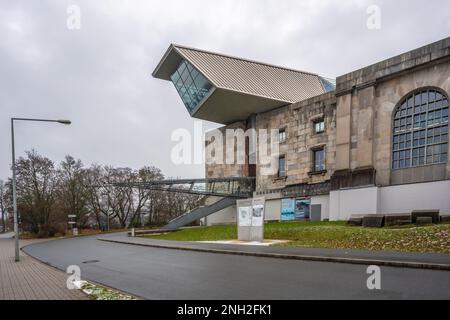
[82,260,100,264]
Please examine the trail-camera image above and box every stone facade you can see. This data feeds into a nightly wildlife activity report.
[206,37,450,196]
[334,37,450,188]
[205,121,248,178]
[205,92,336,192]
[255,92,336,191]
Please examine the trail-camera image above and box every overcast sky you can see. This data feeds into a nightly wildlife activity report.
[1,0,449,181]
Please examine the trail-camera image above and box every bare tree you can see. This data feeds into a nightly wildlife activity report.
[4,149,205,235]
[14,150,59,236]
[131,166,164,227]
[84,164,113,229]
[56,156,89,228]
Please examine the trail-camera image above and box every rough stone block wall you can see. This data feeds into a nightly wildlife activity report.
[205,121,247,178]
[256,92,337,191]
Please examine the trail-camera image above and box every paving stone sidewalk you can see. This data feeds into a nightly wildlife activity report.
[0,237,86,300]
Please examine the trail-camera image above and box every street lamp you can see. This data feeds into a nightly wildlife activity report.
[101,188,111,232]
[11,117,71,262]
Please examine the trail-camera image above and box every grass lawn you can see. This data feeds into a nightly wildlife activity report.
[143,221,450,254]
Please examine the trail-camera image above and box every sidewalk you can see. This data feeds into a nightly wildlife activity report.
[0,238,86,300]
[0,232,14,239]
[98,235,450,271]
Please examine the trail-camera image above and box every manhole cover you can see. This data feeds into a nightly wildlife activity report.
[82,260,100,264]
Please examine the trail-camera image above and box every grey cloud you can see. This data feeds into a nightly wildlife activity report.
[1,0,449,181]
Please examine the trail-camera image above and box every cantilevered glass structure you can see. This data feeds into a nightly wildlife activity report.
[170,60,213,113]
[153,44,328,124]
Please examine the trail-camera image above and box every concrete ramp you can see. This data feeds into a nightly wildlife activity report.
[162,197,236,230]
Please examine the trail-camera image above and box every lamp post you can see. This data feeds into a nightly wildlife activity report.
[101,188,111,232]
[11,118,71,262]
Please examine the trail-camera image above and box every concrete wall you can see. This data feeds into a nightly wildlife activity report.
[329,186,379,221]
[265,199,281,221]
[203,204,237,226]
[379,180,450,214]
[330,180,450,220]
[203,197,282,226]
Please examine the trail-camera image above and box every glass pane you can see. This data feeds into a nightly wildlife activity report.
[421,92,428,104]
[419,147,425,156]
[415,94,421,106]
[429,91,436,102]
[178,61,187,74]
[170,71,181,84]
[279,157,286,176]
[407,96,414,108]
[443,100,449,108]
[170,60,213,113]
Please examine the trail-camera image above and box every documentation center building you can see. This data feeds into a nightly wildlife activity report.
[153,37,450,224]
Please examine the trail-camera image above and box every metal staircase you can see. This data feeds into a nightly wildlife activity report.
[108,177,254,231]
[162,197,236,230]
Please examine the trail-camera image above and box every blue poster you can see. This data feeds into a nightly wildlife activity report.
[294,198,310,220]
[281,198,310,221]
[281,198,295,221]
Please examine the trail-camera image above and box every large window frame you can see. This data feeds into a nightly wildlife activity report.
[170,60,213,113]
[278,128,287,143]
[392,88,449,170]
[278,155,286,178]
[313,119,325,134]
[313,148,326,172]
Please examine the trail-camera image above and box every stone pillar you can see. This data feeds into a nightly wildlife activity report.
[335,94,352,170]
[354,86,375,168]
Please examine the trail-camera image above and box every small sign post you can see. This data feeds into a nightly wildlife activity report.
[237,197,265,242]
[67,214,77,236]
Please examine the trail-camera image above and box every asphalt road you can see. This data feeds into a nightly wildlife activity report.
[23,233,450,300]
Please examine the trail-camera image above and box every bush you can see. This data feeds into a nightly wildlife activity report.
[37,224,66,238]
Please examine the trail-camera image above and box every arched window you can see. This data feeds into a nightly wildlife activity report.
[392,88,449,169]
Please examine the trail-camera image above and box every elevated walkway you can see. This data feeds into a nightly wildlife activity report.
[111,177,254,230]
[112,177,255,198]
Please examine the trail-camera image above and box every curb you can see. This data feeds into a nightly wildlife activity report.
[98,238,450,271]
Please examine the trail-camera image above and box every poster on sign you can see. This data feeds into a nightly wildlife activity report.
[281,198,295,221]
[251,198,265,227]
[238,206,252,227]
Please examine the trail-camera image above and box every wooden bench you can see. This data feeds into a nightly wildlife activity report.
[347,215,364,226]
[384,214,412,227]
[416,217,433,225]
[362,215,385,228]
[411,210,440,224]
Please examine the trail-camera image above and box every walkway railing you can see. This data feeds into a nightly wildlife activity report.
[111,177,256,198]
